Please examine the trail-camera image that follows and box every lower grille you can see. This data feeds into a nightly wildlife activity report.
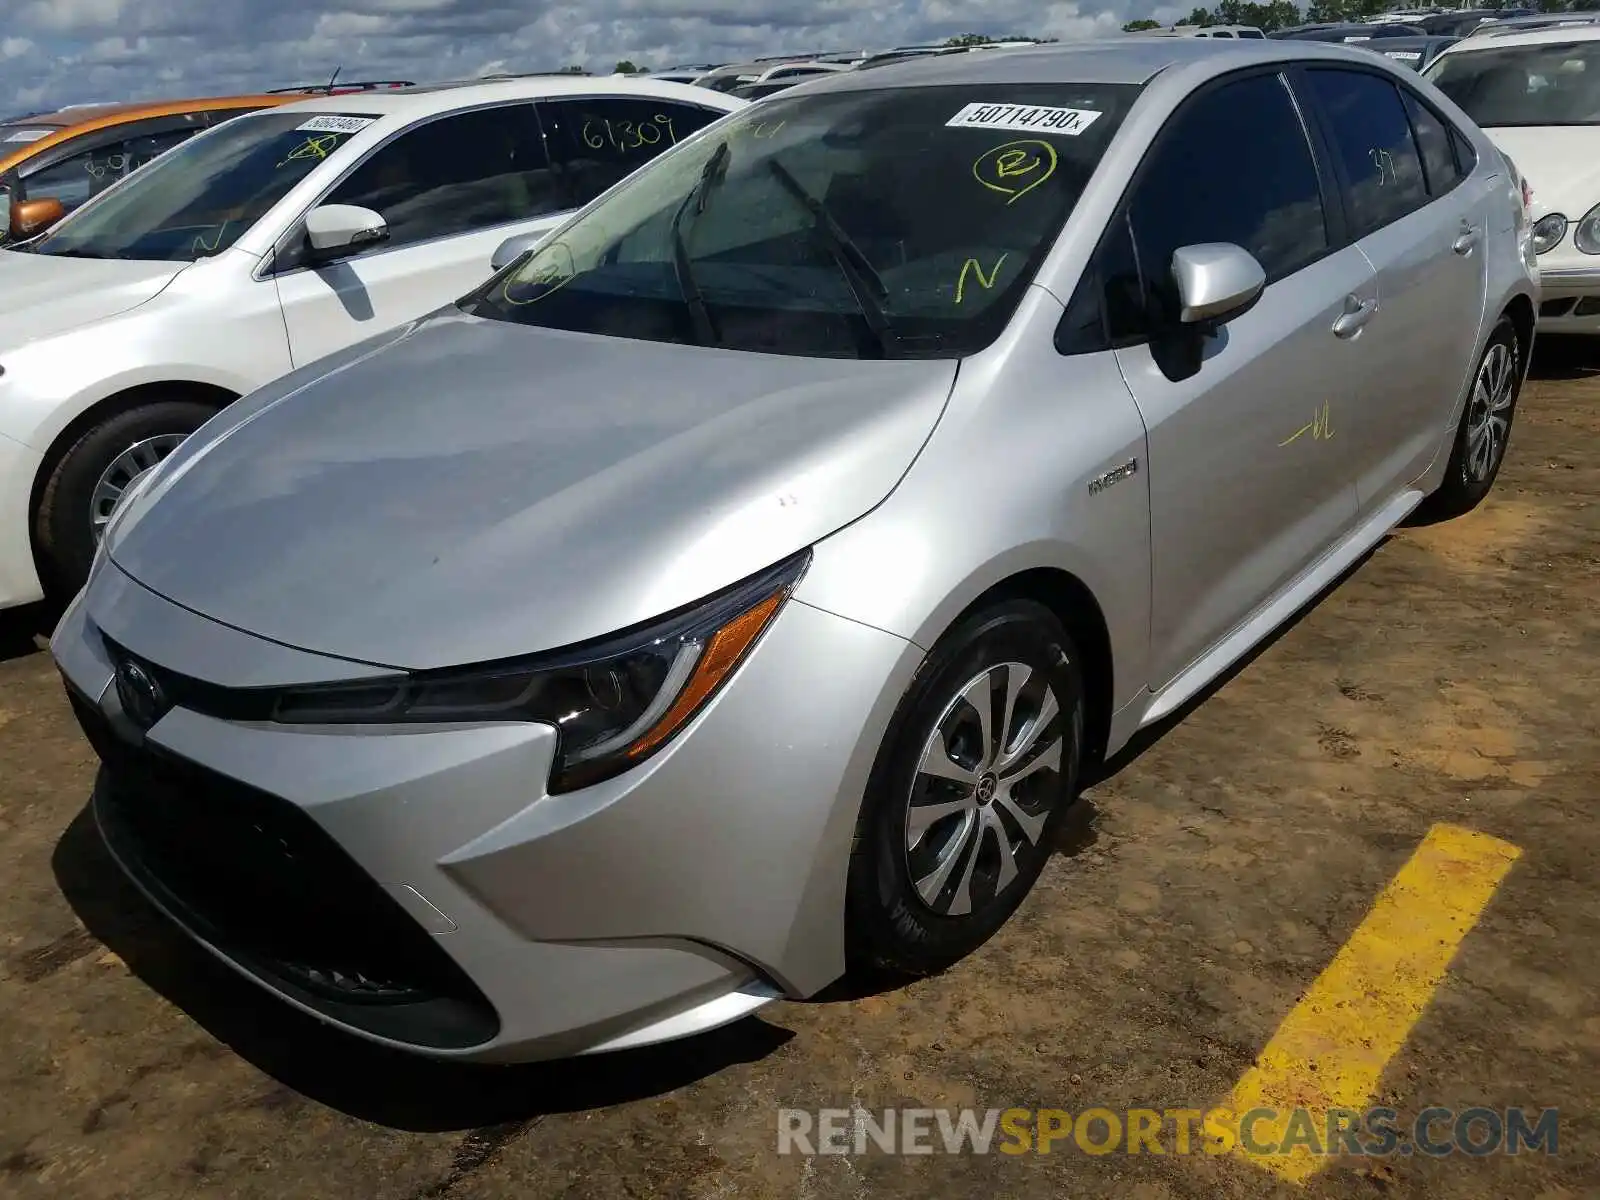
[69,687,499,1050]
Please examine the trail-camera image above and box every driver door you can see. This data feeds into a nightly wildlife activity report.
[1107,69,1368,690]
[273,103,571,368]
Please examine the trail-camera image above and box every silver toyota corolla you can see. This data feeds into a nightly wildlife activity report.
[54,38,1537,1062]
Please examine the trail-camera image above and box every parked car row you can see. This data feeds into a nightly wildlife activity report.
[32,37,1541,1065]
[645,39,1053,99]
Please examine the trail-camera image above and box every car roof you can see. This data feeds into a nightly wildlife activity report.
[263,74,747,119]
[0,93,292,175]
[1440,23,1600,51]
[811,36,1380,90]
[4,93,288,130]
[1369,35,1456,48]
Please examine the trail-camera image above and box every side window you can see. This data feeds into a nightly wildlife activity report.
[1304,69,1429,235]
[1057,212,1144,355]
[123,127,199,174]
[19,143,116,211]
[1449,126,1478,175]
[323,104,563,251]
[1122,73,1328,330]
[540,98,723,206]
[1401,91,1461,196]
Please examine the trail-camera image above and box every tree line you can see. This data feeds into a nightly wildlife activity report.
[1123,0,1599,33]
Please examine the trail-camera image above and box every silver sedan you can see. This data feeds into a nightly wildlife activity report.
[54,37,1536,1062]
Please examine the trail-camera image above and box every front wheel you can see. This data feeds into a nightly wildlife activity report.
[846,600,1085,977]
[1419,315,1523,521]
[34,400,217,596]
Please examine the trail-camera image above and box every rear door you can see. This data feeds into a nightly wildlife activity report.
[1106,69,1370,689]
[273,102,571,368]
[1298,66,1491,514]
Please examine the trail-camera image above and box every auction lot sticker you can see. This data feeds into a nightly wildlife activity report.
[946,102,1103,136]
[295,115,378,134]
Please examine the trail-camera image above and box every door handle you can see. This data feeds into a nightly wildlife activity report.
[1453,225,1480,255]
[1332,295,1378,338]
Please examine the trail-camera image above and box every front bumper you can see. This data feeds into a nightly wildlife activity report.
[0,428,45,611]
[1535,263,1600,334]
[52,563,920,1062]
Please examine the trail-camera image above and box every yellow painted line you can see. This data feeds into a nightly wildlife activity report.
[1222,822,1520,1185]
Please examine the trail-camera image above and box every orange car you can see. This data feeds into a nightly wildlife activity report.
[0,93,294,242]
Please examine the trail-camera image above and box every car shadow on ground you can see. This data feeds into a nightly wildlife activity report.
[1089,543,1380,786]
[50,806,794,1132]
[1529,334,1597,381]
[0,599,59,665]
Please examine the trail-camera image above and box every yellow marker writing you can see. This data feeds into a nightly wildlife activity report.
[972,139,1058,205]
[1279,400,1335,446]
[955,253,1008,305]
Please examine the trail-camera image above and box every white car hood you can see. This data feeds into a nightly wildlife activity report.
[1483,127,1600,221]
[0,249,187,346]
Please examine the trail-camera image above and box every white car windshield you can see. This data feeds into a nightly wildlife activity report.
[22,111,375,262]
[462,83,1141,360]
[1426,41,1600,126]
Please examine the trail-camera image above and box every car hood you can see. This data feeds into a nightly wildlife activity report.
[1482,127,1600,220]
[109,309,956,670]
[0,249,187,345]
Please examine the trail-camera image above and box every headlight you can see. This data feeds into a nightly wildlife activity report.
[268,551,810,792]
[1574,202,1600,255]
[1531,212,1567,255]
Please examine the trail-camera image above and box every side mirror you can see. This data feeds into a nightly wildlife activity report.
[304,203,388,263]
[11,196,66,239]
[1171,242,1266,328]
[491,231,546,273]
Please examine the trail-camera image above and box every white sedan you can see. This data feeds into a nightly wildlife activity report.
[1425,26,1600,333]
[0,76,745,607]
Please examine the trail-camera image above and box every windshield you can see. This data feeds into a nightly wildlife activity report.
[1426,41,1600,126]
[462,83,1139,359]
[24,111,377,261]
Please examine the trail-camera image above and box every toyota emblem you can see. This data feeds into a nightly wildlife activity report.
[114,658,167,730]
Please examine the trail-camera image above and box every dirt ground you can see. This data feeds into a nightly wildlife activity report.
[1,340,1596,1200]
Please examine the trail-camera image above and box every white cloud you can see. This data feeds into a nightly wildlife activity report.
[2,0,1179,110]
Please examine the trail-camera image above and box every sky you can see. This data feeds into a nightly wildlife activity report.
[0,0,1194,113]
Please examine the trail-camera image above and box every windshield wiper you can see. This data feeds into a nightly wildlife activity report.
[665,141,729,346]
[765,157,895,358]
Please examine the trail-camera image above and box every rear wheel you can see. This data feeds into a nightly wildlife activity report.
[34,400,217,596]
[1419,315,1522,521]
[846,600,1085,977]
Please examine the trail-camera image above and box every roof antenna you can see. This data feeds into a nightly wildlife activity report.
[324,64,342,95]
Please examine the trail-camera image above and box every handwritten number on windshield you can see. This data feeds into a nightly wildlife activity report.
[971,139,1058,205]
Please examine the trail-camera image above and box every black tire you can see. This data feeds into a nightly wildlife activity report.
[1418,315,1523,522]
[846,599,1085,977]
[34,400,218,596]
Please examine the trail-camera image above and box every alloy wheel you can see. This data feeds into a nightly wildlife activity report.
[1464,340,1515,485]
[904,661,1064,918]
[89,434,186,543]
